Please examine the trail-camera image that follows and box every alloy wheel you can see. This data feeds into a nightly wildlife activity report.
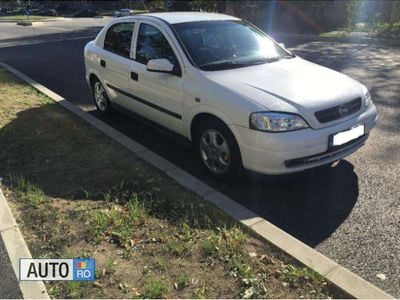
[94,81,107,111]
[199,129,231,174]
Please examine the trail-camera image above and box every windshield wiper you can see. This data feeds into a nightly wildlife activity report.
[246,57,282,64]
[199,57,284,71]
[199,61,251,71]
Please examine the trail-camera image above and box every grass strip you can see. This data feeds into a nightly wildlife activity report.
[0,15,61,22]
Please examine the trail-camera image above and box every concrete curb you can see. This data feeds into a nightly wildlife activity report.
[0,62,393,299]
[0,188,49,299]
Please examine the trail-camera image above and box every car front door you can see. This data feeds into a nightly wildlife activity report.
[126,21,185,135]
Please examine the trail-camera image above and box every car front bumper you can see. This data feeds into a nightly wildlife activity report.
[232,103,377,175]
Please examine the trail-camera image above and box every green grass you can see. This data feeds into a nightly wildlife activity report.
[11,175,49,206]
[87,195,147,247]
[320,31,350,38]
[133,9,149,14]
[142,279,169,298]
[66,281,84,298]
[283,264,325,288]
[202,227,246,258]
[174,273,189,290]
[321,21,400,39]
[228,256,254,279]
[0,15,60,22]
[153,258,167,272]
[163,236,191,256]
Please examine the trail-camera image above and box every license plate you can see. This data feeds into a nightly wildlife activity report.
[332,124,364,146]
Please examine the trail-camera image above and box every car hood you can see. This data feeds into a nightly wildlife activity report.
[204,57,365,128]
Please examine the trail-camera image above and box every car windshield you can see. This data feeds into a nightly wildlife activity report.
[173,20,293,71]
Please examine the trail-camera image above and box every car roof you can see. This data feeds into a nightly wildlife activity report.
[141,12,240,24]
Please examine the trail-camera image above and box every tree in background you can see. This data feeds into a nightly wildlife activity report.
[346,0,363,28]
[10,0,398,33]
[346,0,400,30]
[192,0,220,12]
[389,0,400,27]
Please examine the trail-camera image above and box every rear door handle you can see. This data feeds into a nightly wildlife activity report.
[131,71,138,81]
[100,59,106,68]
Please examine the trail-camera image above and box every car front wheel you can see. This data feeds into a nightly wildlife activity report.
[194,118,243,181]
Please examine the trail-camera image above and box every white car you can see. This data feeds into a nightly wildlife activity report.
[113,9,133,17]
[84,12,377,180]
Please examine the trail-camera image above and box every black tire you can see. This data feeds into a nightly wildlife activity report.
[91,78,112,115]
[194,118,243,181]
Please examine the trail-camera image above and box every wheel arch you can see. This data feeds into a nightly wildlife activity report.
[190,112,244,179]
[89,73,99,88]
[88,72,110,98]
[189,111,243,151]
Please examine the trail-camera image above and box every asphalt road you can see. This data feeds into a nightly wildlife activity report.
[0,20,399,296]
[0,238,22,298]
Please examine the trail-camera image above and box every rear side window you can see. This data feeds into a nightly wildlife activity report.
[104,22,135,58]
[135,23,178,66]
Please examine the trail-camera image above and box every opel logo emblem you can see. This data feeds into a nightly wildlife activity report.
[339,104,349,116]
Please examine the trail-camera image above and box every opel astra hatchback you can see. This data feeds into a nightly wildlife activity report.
[84,12,377,180]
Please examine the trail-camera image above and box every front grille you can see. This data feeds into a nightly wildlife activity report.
[315,97,362,123]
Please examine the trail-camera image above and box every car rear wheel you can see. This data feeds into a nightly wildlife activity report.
[92,79,112,115]
[194,118,243,181]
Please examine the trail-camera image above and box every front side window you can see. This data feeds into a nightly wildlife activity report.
[104,22,135,58]
[135,23,178,66]
[173,20,293,71]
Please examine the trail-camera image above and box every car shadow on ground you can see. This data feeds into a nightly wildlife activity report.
[235,162,358,247]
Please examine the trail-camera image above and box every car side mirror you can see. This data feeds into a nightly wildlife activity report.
[146,59,174,73]
[278,43,286,49]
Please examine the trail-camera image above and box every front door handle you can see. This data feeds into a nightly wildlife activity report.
[131,71,138,81]
[100,59,106,68]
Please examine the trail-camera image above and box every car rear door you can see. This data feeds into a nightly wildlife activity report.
[126,20,185,135]
[97,21,135,108]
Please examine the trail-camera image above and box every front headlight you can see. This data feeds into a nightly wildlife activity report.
[364,90,372,107]
[250,112,309,132]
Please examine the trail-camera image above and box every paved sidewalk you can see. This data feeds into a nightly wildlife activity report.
[0,237,22,298]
